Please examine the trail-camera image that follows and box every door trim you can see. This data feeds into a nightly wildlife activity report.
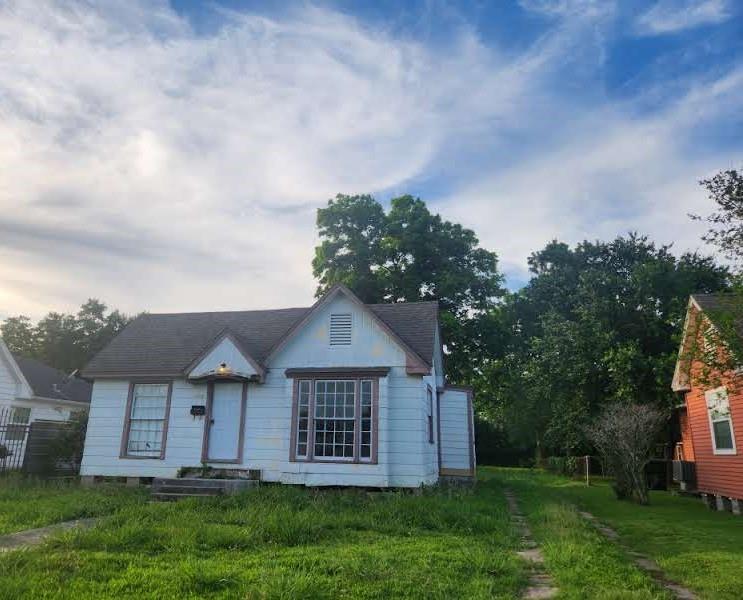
[201,381,247,464]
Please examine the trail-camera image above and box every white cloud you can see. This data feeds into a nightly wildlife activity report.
[0,1,523,318]
[0,0,740,320]
[439,67,743,282]
[636,0,731,35]
[518,0,614,19]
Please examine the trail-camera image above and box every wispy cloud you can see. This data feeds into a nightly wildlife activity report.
[635,0,731,36]
[0,0,740,318]
[518,0,615,19]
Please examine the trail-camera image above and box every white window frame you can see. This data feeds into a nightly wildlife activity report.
[426,386,434,444]
[705,386,737,456]
[313,379,356,461]
[11,406,31,424]
[291,377,376,463]
[121,382,171,459]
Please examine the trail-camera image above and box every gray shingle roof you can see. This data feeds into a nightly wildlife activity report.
[13,355,92,404]
[83,301,439,378]
[691,293,743,337]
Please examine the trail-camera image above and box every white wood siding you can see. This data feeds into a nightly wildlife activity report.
[81,294,448,487]
[188,337,258,379]
[439,388,474,473]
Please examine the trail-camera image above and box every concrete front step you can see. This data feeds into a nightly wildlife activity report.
[152,492,224,501]
[151,477,259,501]
[153,478,228,488]
[152,485,225,495]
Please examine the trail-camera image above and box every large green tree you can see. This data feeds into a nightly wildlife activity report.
[1,299,132,373]
[691,168,743,266]
[491,234,730,457]
[312,194,505,381]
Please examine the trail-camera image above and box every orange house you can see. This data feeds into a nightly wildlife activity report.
[672,294,743,514]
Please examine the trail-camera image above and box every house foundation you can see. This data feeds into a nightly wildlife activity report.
[730,498,742,515]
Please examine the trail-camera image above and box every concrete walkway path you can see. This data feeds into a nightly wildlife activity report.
[577,510,697,600]
[0,518,97,552]
[504,489,558,599]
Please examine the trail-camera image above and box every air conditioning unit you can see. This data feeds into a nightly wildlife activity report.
[672,460,696,491]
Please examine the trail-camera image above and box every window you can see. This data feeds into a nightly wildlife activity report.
[427,387,434,444]
[292,378,376,463]
[315,380,355,458]
[123,383,170,458]
[11,407,31,424]
[296,380,311,458]
[705,387,736,454]
[360,380,373,459]
[5,407,31,441]
[329,313,352,346]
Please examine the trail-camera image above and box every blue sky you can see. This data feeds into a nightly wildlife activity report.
[0,0,741,318]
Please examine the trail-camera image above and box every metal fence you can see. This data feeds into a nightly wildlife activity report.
[23,420,82,476]
[0,406,30,473]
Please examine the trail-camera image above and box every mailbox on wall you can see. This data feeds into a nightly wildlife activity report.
[190,405,206,417]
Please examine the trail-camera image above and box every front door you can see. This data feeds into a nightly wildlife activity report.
[207,383,243,461]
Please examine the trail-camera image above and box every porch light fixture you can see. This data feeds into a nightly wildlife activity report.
[216,362,232,375]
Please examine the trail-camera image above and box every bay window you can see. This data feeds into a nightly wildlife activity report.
[291,377,377,463]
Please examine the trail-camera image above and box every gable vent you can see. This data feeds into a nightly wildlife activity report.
[329,313,352,346]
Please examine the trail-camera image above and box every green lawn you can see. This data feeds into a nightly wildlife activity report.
[493,467,743,600]
[0,470,740,599]
[0,477,146,535]
[0,478,524,599]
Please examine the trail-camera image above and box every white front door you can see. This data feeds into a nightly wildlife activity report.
[207,383,243,461]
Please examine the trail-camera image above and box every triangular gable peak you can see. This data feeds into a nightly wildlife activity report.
[185,331,264,382]
[0,338,33,398]
[672,298,701,392]
[265,283,431,375]
[672,295,736,392]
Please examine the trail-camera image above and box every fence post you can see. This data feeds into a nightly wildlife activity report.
[585,455,590,486]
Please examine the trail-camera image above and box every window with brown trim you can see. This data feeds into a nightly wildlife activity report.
[122,382,171,458]
[292,377,377,463]
[427,386,434,444]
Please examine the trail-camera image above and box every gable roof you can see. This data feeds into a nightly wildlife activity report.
[12,355,92,404]
[82,292,440,378]
[691,293,743,334]
[672,293,743,392]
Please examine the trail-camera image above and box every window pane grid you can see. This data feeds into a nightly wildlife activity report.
[296,380,311,457]
[360,380,373,460]
[314,380,355,459]
[127,383,168,457]
[706,388,735,451]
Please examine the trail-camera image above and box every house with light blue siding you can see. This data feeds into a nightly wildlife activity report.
[80,284,475,487]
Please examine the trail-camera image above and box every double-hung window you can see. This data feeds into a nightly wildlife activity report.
[293,378,376,463]
[123,383,171,458]
[6,407,31,441]
[705,387,736,455]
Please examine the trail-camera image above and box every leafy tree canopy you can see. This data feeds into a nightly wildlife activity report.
[312,194,505,381]
[1,299,132,373]
[485,234,729,457]
[691,168,743,267]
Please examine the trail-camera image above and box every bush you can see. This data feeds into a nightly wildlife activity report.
[587,403,666,505]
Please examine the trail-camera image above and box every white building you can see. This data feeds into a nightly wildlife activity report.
[0,338,91,467]
[80,285,475,487]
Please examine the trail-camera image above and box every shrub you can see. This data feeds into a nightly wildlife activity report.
[587,403,666,505]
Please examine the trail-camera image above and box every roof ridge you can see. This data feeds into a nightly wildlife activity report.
[138,299,439,318]
[141,306,311,317]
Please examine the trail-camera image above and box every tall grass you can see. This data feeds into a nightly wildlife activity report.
[0,478,525,599]
[0,476,146,535]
